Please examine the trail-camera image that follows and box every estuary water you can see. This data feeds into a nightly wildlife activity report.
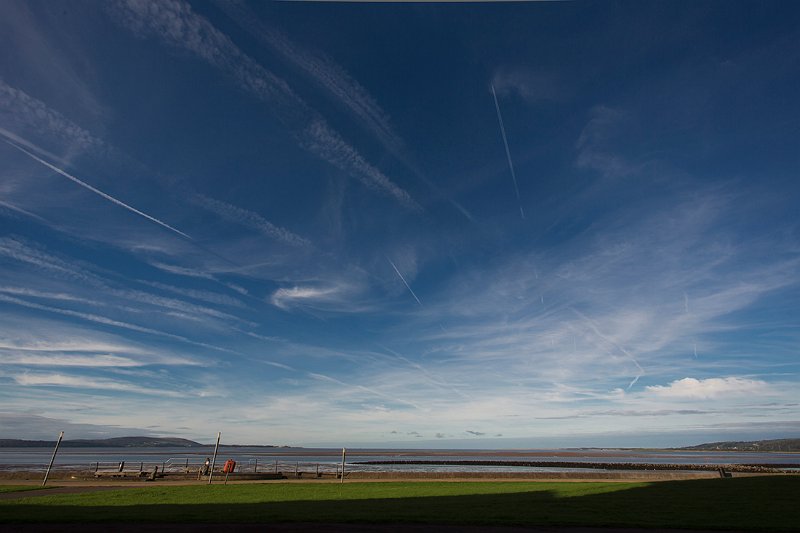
[1,446,798,473]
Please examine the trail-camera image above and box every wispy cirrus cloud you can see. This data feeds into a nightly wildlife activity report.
[11,372,187,397]
[215,0,406,159]
[0,1,105,128]
[492,66,561,104]
[0,292,240,356]
[576,105,639,178]
[0,318,149,356]
[149,261,216,280]
[137,280,247,309]
[107,0,417,209]
[0,79,103,157]
[3,353,142,367]
[191,194,310,247]
[0,199,48,223]
[0,286,100,306]
[398,189,800,400]
[308,371,421,410]
[215,1,472,218]
[0,236,104,287]
[300,119,419,209]
[0,237,246,327]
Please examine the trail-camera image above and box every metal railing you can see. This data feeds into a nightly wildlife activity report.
[91,458,348,477]
[244,459,344,476]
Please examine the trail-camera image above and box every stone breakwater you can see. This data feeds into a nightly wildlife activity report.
[355,460,798,473]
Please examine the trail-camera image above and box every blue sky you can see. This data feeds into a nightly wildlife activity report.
[1,0,799,447]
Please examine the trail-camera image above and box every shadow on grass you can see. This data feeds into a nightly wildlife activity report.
[1,476,797,531]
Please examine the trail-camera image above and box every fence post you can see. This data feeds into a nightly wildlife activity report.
[208,432,221,485]
[341,448,346,484]
[254,458,258,473]
[42,431,64,487]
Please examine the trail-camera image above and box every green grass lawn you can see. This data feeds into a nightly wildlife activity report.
[1,477,798,530]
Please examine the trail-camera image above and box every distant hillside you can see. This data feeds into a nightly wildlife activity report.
[680,438,800,452]
[0,436,203,448]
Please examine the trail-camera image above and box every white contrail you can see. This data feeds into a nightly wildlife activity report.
[491,84,525,219]
[379,344,470,400]
[387,258,422,305]
[309,372,420,409]
[570,307,644,389]
[2,137,192,240]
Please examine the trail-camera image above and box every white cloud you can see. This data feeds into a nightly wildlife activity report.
[0,285,100,305]
[191,194,310,247]
[12,372,185,397]
[271,285,341,310]
[0,322,201,367]
[575,105,639,177]
[492,67,560,104]
[646,377,769,400]
[150,261,216,280]
[2,353,140,367]
[0,317,148,354]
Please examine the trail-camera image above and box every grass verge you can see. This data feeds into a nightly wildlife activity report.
[1,477,797,530]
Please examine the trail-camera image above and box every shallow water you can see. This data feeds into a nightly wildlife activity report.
[1,446,797,473]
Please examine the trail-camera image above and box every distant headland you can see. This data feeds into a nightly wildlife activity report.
[0,436,204,448]
[676,438,800,452]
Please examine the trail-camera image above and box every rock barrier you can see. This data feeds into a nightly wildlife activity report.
[354,460,797,473]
